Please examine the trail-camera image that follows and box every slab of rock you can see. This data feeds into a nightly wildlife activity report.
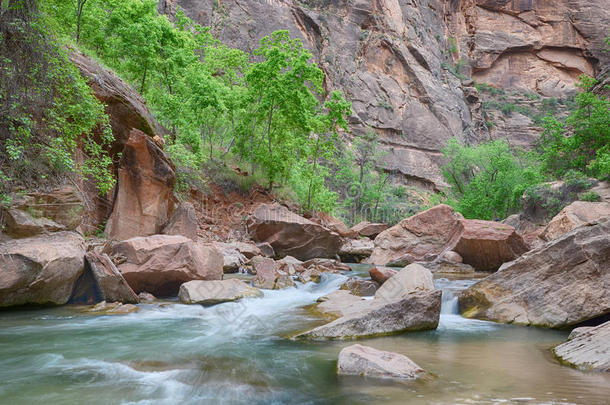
[350,222,389,239]
[0,232,85,307]
[453,219,529,272]
[163,202,198,240]
[295,290,441,340]
[340,278,379,297]
[112,235,223,296]
[337,344,424,379]
[85,252,139,304]
[251,256,295,290]
[105,129,176,241]
[540,201,610,242]
[554,321,610,372]
[178,279,263,305]
[339,238,374,262]
[247,203,343,260]
[368,205,463,266]
[459,218,610,328]
[374,264,434,302]
[369,267,398,285]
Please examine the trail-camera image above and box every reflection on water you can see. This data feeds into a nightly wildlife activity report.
[1,272,609,405]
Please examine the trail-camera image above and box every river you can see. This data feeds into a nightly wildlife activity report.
[1,266,609,404]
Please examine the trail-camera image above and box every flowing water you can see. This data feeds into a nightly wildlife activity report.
[1,266,609,405]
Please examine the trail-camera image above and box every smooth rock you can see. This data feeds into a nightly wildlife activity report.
[459,218,610,328]
[178,279,263,305]
[138,292,156,302]
[350,222,389,239]
[540,201,610,241]
[84,252,139,304]
[337,344,424,379]
[554,321,610,372]
[374,263,434,302]
[339,238,374,262]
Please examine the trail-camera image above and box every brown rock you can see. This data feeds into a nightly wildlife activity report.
[540,201,610,242]
[163,202,198,240]
[178,279,263,305]
[350,222,389,239]
[440,251,462,263]
[105,129,176,241]
[374,264,434,302]
[247,203,343,260]
[138,292,156,302]
[337,344,424,380]
[339,238,374,262]
[302,258,350,273]
[341,278,379,297]
[3,208,66,238]
[255,242,275,258]
[368,205,464,266]
[85,252,139,304]
[459,218,610,328]
[213,242,248,273]
[311,211,358,239]
[251,256,295,290]
[369,266,398,285]
[112,235,223,296]
[453,219,529,272]
[0,232,85,307]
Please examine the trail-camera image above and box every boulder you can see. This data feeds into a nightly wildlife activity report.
[163,202,198,240]
[311,211,358,239]
[368,205,463,266]
[459,218,610,328]
[374,264,434,302]
[339,238,374,262]
[0,232,86,307]
[296,267,322,283]
[255,242,275,258]
[247,203,343,260]
[295,290,441,340]
[178,279,263,305]
[251,256,295,289]
[540,201,610,241]
[440,251,462,263]
[453,219,529,272]
[554,321,610,372]
[105,129,176,241]
[277,255,305,275]
[213,242,248,273]
[2,208,66,238]
[314,290,369,318]
[230,242,262,259]
[340,278,379,297]
[350,222,389,239]
[369,267,398,285]
[337,344,424,380]
[112,235,223,296]
[138,292,156,302]
[84,252,139,304]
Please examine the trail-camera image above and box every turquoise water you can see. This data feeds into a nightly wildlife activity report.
[1,271,609,404]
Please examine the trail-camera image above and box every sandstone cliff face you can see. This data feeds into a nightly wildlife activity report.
[160,0,607,189]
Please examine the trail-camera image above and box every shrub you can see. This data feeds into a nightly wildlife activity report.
[579,191,601,202]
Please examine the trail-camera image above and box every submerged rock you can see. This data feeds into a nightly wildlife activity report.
[554,321,610,372]
[337,344,424,380]
[112,235,223,296]
[459,218,610,328]
[178,279,263,305]
[0,232,85,307]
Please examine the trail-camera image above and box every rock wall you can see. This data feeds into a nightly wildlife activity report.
[160,0,608,190]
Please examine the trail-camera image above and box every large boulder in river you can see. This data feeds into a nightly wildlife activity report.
[0,232,85,307]
[247,203,342,260]
[179,279,263,305]
[540,201,610,242]
[459,218,610,328]
[295,290,441,340]
[553,320,610,372]
[105,129,176,241]
[452,219,529,272]
[374,264,434,302]
[350,222,389,239]
[337,344,424,380]
[112,235,223,296]
[368,205,463,266]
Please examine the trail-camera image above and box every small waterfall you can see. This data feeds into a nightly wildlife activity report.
[440,289,459,315]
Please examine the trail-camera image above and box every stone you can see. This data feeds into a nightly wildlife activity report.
[540,201,610,241]
[112,235,223,296]
[369,267,398,285]
[417,260,475,274]
[302,258,350,273]
[453,219,529,272]
[255,242,275,258]
[295,290,442,340]
[337,344,424,379]
[297,268,322,283]
[339,238,374,262]
[105,129,176,241]
[230,242,262,259]
[311,211,358,239]
[368,205,464,266]
[440,251,462,263]
[251,256,295,290]
[0,232,85,307]
[350,222,389,239]
[554,321,610,372]
[459,218,610,328]
[178,279,263,305]
[163,202,198,240]
[374,263,434,302]
[2,208,66,238]
[340,278,379,297]
[277,255,305,275]
[314,290,369,318]
[213,242,248,273]
[247,203,343,260]
[138,292,156,302]
[84,252,139,304]
[568,327,594,341]
[85,301,139,315]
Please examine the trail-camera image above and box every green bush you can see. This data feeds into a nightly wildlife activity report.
[579,191,601,202]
